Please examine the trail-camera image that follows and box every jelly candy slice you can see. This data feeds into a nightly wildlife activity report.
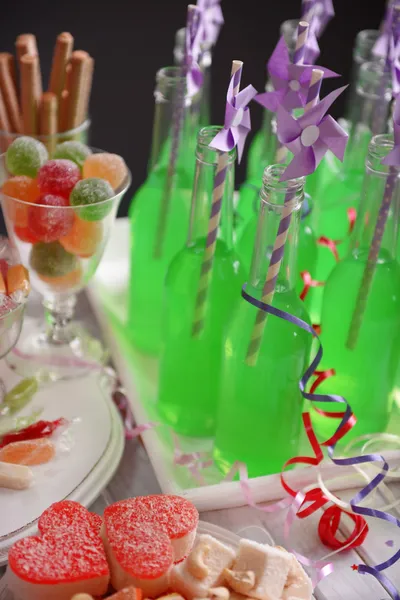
[2,176,40,228]
[53,141,92,170]
[0,461,33,489]
[30,241,77,278]
[6,136,48,178]
[82,153,128,191]
[7,264,30,302]
[60,216,103,258]
[38,159,81,198]
[28,194,74,242]
[0,438,55,465]
[3,377,38,415]
[70,177,114,221]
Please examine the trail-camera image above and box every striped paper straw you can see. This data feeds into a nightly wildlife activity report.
[246,67,320,367]
[293,21,309,65]
[192,60,242,337]
[154,5,197,258]
[274,21,310,163]
[346,165,398,349]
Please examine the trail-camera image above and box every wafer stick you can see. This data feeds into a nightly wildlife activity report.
[65,50,89,130]
[58,89,69,132]
[49,32,74,101]
[0,88,11,151]
[20,55,41,134]
[39,92,58,154]
[0,53,22,133]
[79,55,94,125]
[15,34,38,61]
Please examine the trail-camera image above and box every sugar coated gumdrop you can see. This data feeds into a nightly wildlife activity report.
[60,216,103,258]
[6,137,48,178]
[27,194,74,242]
[83,153,128,191]
[53,141,92,170]
[0,438,55,466]
[38,159,81,198]
[14,225,39,243]
[2,176,40,228]
[70,178,114,221]
[38,265,83,291]
[30,241,78,278]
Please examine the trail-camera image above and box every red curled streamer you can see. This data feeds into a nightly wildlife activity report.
[318,505,369,550]
[316,207,357,263]
[300,271,325,301]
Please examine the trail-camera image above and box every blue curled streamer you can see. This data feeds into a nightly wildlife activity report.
[241,285,400,599]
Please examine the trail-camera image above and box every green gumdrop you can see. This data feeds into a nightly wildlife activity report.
[6,136,48,178]
[30,242,78,277]
[53,141,92,170]
[4,377,38,415]
[70,177,114,221]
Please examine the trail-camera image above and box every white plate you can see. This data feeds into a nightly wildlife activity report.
[88,218,400,512]
[0,359,124,564]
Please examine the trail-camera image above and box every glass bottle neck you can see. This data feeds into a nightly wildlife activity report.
[149,66,199,175]
[249,166,305,293]
[349,134,400,260]
[344,61,390,176]
[188,126,236,250]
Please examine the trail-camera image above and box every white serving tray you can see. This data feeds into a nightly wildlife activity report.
[0,348,124,564]
[87,218,400,512]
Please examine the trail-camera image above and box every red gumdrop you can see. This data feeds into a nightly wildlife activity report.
[38,159,81,199]
[0,259,9,281]
[27,194,74,243]
[14,225,39,244]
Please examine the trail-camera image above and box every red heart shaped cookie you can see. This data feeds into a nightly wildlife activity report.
[102,495,199,596]
[8,501,109,600]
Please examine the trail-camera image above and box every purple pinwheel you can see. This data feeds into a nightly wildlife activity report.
[382,96,400,166]
[255,35,338,113]
[185,5,204,98]
[197,0,224,46]
[209,72,257,162]
[276,85,348,180]
[313,0,335,36]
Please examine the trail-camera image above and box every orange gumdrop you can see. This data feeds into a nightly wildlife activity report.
[82,153,128,190]
[6,264,30,298]
[0,438,55,465]
[59,216,103,258]
[38,265,83,291]
[2,176,40,228]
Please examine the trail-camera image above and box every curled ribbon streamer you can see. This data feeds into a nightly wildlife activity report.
[299,271,325,301]
[316,207,357,264]
[241,285,400,598]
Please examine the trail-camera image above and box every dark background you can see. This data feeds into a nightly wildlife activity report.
[1,0,386,217]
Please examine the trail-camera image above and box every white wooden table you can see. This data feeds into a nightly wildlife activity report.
[2,291,398,600]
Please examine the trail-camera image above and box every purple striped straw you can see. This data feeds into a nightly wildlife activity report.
[192,60,242,337]
[246,67,319,366]
[293,21,309,66]
[154,5,197,258]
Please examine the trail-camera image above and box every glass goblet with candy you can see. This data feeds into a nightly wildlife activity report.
[1,136,131,380]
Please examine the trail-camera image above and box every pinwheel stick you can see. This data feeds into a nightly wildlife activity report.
[246,68,322,367]
[153,5,196,259]
[346,166,398,350]
[192,60,242,337]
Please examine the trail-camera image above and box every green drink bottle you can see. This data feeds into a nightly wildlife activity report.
[310,30,379,198]
[158,127,245,437]
[128,67,199,354]
[174,27,212,128]
[213,165,312,477]
[310,61,391,325]
[313,134,400,441]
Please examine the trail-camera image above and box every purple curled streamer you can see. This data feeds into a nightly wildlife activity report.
[241,285,400,599]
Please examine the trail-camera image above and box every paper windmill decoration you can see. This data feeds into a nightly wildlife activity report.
[276,85,348,181]
[197,0,224,46]
[209,71,257,162]
[185,6,204,98]
[301,0,335,63]
[255,35,338,113]
[312,0,335,36]
[382,96,400,166]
